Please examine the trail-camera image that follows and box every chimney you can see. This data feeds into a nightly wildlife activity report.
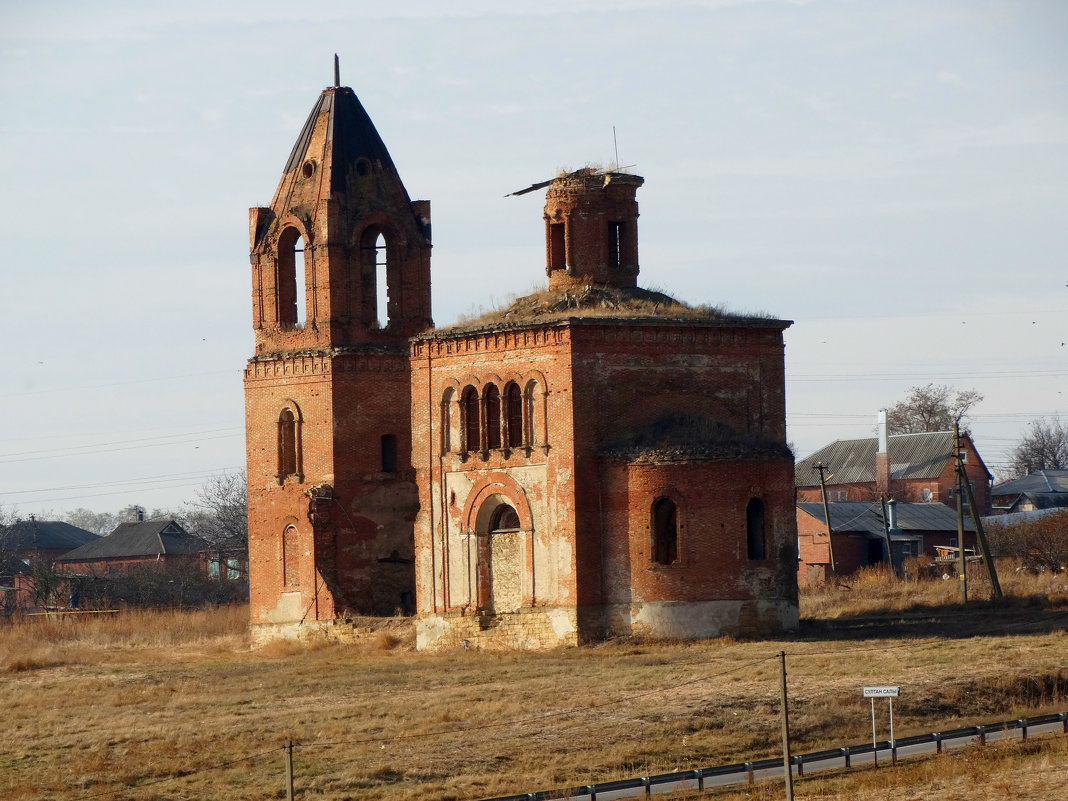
[876,409,890,494]
[886,498,897,531]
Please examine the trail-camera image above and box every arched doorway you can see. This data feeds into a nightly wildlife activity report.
[475,498,523,613]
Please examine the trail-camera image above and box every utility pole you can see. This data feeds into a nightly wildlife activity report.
[959,453,1003,599]
[954,424,968,603]
[779,651,795,801]
[813,463,836,574]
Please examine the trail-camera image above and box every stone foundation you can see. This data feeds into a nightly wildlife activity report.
[250,618,411,648]
[604,599,798,640]
[417,607,579,651]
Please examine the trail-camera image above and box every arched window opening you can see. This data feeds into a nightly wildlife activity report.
[505,382,523,448]
[524,379,539,447]
[485,384,502,450]
[277,227,305,328]
[652,497,678,565]
[360,226,391,329]
[374,232,388,328]
[441,387,456,453]
[277,407,300,480]
[381,434,397,473]
[746,498,766,560]
[282,525,300,586]
[489,504,521,533]
[461,385,480,452]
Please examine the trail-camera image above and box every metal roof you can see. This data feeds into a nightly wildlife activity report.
[991,469,1068,497]
[798,501,974,536]
[1,520,99,552]
[283,86,403,197]
[795,431,964,487]
[57,519,207,561]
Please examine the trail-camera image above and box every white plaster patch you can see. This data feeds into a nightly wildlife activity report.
[265,591,303,624]
[622,599,798,639]
[416,615,452,650]
[547,607,577,639]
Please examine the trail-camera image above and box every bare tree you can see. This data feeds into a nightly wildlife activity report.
[987,508,1068,572]
[885,384,983,435]
[1010,417,1068,476]
[181,471,248,553]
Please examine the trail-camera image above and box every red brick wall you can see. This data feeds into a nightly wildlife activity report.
[246,352,418,626]
[601,459,797,605]
[412,316,798,639]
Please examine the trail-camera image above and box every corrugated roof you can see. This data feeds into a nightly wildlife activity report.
[57,519,206,561]
[1,520,99,552]
[798,501,974,535]
[796,431,961,487]
[991,469,1068,497]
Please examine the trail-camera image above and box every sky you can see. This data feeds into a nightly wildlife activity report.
[1,0,1066,518]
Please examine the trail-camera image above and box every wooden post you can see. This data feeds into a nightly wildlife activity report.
[284,740,294,801]
[779,651,795,801]
[814,463,837,574]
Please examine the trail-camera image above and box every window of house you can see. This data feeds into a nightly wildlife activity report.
[226,558,241,580]
[208,558,221,580]
[746,498,766,560]
[485,384,502,450]
[381,433,397,473]
[549,222,566,271]
[505,382,524,448]
[462,385,480,452]
[278,407,300,479]
[651,497,679,565]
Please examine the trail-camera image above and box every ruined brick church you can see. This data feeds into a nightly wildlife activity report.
[245,73,799,648]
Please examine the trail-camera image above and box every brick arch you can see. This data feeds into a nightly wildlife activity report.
[461,473,534,535]
[522,370,550,449]
[352,212,406,249]
[275,213,313,249]
[457,374,484,392]
[646,481,688,566]
[438,379,462,454]
[461,473,536,611]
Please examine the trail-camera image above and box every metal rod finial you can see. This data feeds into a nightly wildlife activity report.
[334,54,340,88]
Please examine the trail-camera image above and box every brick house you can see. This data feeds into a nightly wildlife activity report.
[795,412,993,515]
[796,500,976,587]
[989,469,1068,515]
[56,518,206,576]
[0,519,98,610]
[245,73,798,647]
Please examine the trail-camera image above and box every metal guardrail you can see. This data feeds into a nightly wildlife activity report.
[479,711,1068,801]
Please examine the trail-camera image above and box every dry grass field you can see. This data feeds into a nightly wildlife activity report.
[2,564,1066,801]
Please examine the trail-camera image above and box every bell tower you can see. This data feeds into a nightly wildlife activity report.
[246,61,431,635]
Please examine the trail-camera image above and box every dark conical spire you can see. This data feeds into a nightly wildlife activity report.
[279,85,404,199]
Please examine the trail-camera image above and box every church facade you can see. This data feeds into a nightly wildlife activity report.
[245,76,799,648]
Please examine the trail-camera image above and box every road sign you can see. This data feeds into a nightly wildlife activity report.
[863,686,899,698]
